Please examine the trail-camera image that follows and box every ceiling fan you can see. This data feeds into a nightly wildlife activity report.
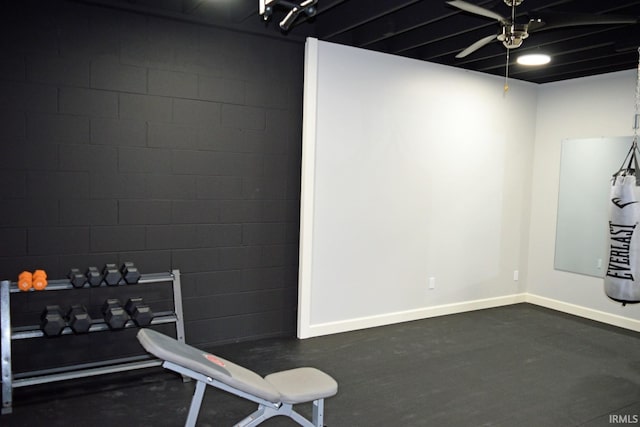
[447,0,639,59]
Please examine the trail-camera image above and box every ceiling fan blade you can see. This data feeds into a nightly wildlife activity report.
[455,33,498,58]
[447,0,506,22]
[528,11,638,32]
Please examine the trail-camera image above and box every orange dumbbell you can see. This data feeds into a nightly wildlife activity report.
[32,269,48,290]
[18,271,33,291]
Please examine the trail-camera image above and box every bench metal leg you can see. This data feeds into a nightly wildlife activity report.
[312,398,324,427]
[185,380,206,427]
[235,405,274,427]
[236,403,316,427]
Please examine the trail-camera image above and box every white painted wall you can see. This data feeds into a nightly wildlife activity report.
[299,40,640,339]
[299,39,536,338]
[527,69,640,324]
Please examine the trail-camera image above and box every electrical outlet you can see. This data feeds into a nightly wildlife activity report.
[428,277,435,290]
[513,270,519,281]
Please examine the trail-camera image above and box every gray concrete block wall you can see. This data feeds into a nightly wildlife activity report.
[1,0,304,357]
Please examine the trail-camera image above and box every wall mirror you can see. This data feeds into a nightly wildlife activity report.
[555,136,633,277]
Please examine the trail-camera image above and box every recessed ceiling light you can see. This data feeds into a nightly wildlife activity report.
[517,53,551,66]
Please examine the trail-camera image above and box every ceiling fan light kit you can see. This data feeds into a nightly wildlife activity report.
[517,53,551,66]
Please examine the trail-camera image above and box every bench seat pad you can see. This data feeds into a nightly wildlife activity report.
[265,368,338,404]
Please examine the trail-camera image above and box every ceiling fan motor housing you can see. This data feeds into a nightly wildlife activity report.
[497,23,529,49]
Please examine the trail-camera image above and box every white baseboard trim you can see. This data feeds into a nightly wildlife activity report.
[299,293,640,339]
[300,293,527,339]
[524,293,640,332]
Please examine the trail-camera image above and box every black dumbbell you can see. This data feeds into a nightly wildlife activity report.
[86,266,102,287]
[102,263,122,286]
[67,268,86,288]
[102,298,128,329]
[67,304,92,334]
[120,262,141,284]
[124,297,154,327]
[40,305,66,337]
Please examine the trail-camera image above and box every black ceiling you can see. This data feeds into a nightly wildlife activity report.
[77,0,640,83]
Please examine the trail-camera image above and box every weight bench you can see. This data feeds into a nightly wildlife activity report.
[136,329,338,427]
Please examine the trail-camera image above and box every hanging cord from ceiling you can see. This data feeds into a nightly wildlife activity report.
[504,49,510,93]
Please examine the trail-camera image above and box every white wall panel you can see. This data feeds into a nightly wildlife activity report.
[299,38,537,337]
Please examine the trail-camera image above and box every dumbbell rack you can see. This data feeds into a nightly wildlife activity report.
[0,269,186,415]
